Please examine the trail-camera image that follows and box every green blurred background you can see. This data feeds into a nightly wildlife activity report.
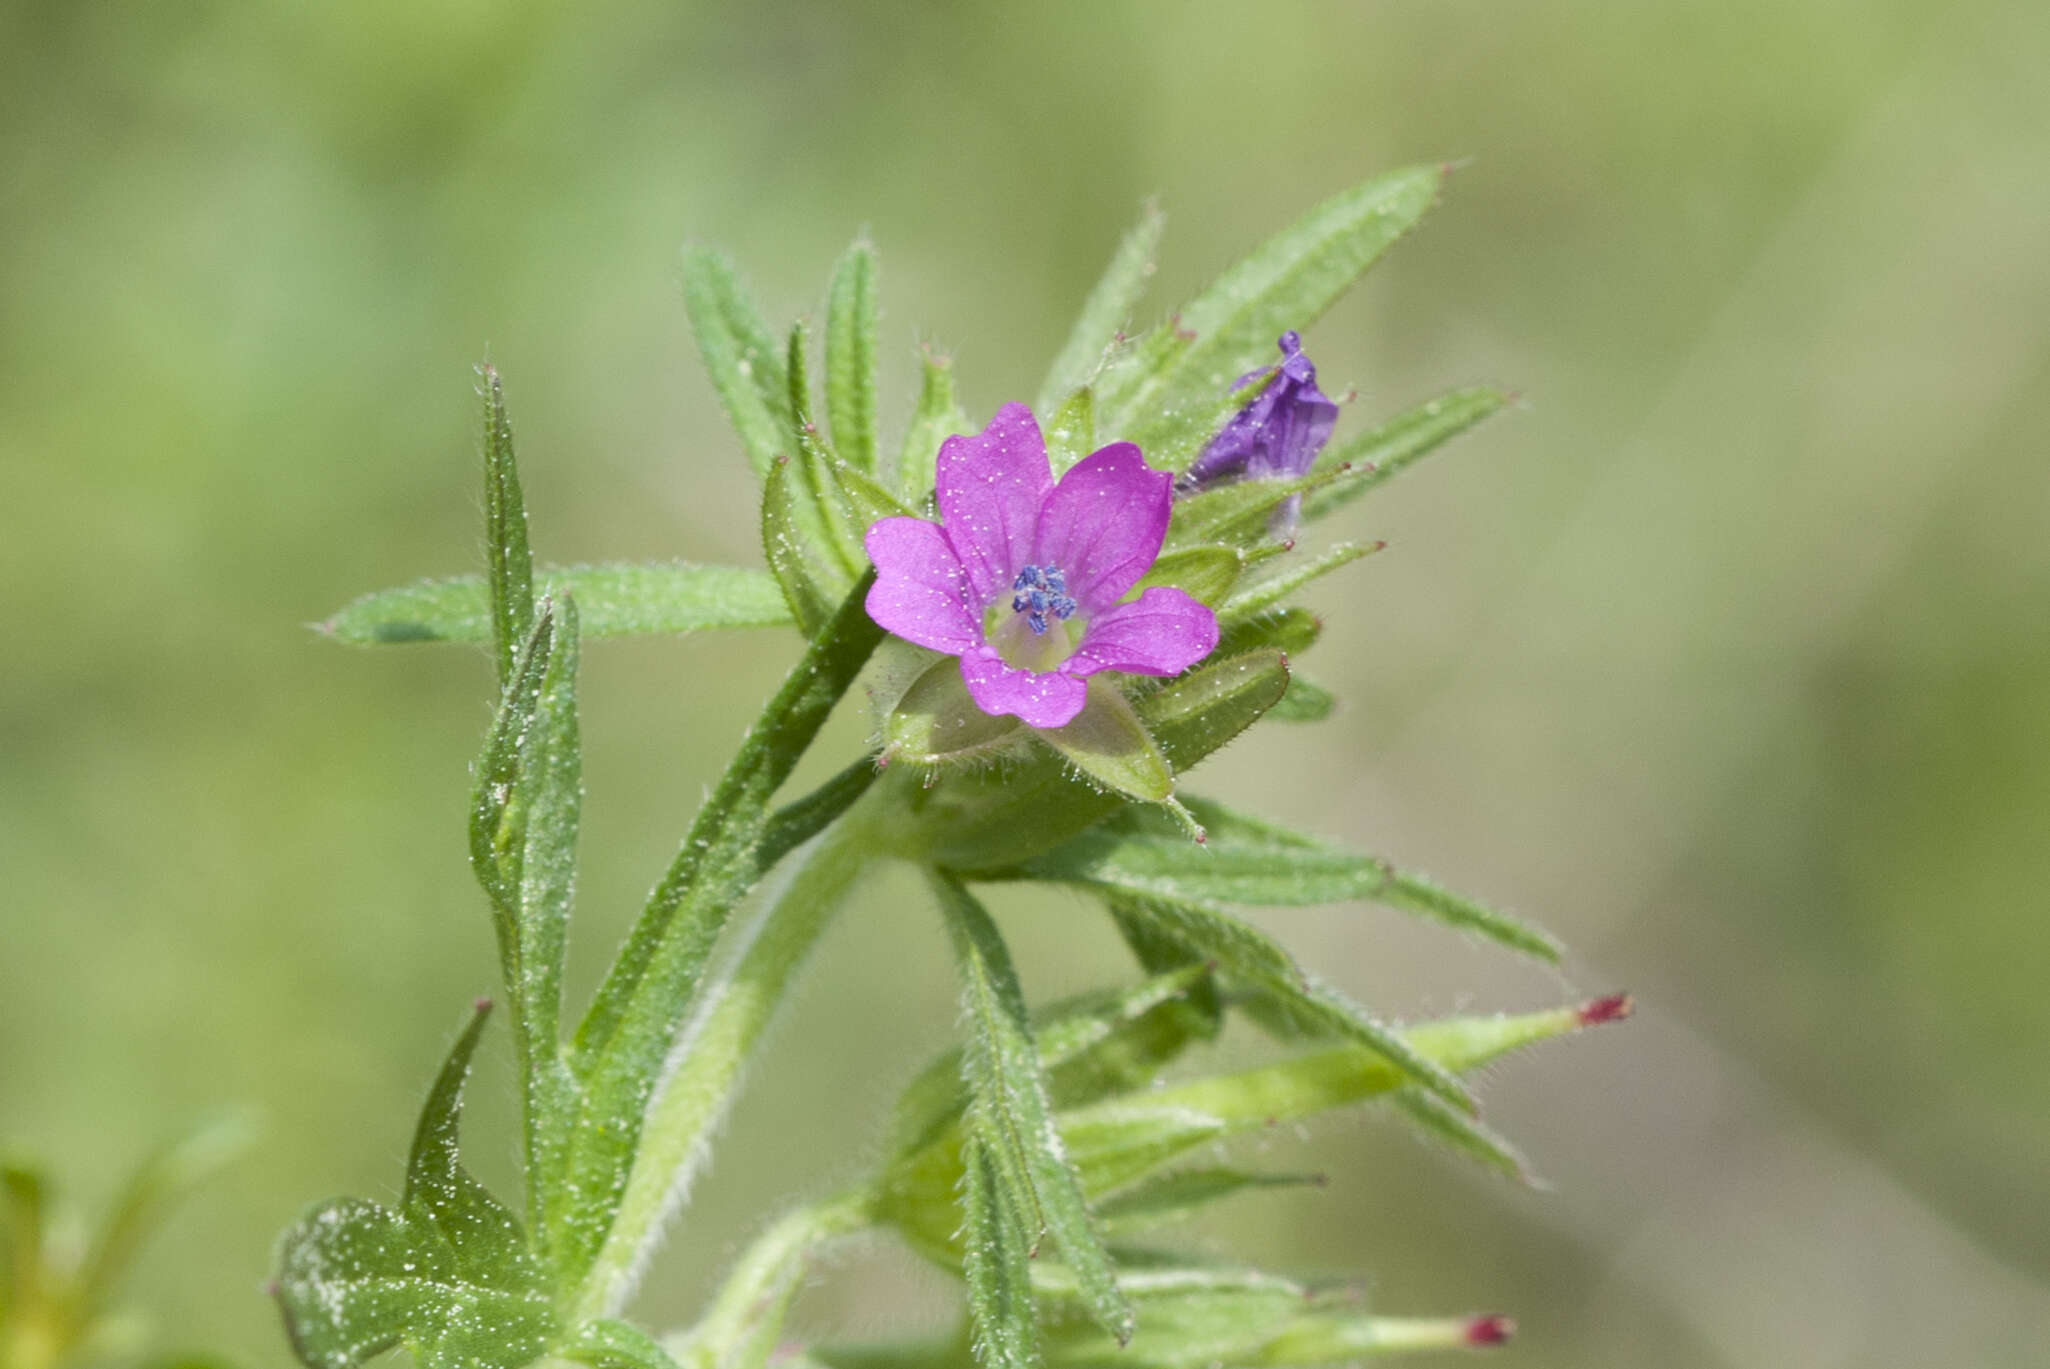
[5,1,2049,1364]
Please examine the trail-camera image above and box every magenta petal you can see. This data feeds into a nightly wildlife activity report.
[1067,586,1220,679]
[1032,442,1171,611]
[959,649,1089,728]
[936,402,1053,604]
[864,516,979,653]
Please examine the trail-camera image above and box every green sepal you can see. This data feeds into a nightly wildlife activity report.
[884,653,1030,770]
[1268,674,1334,721]
[479,364,536,688]
[825,241,881,476]
[1037,201,1165,416]
[272,1004,558,1369]
[898,349,974,504]
[1211,606,1320,661]
[1044,387,1097,476]
[317,563,793,646]
[1097,167,1443,446]
[933,877,1133,1346]
[1035,679,1174,805]
[681,246,794,479]
[903,650,1289,871]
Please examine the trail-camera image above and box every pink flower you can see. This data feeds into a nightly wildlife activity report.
[865,403,1220,729]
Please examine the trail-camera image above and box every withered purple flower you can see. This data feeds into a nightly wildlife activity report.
[865,403,1219,729]
[1182,330,1338,534]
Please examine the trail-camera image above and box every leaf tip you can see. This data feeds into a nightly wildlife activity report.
[1465,1314,1515,1347]
[472,995,495,1016]
[1576,993,1632,1028]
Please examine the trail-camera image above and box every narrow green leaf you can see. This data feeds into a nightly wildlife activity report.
[274,1004,556,1369]
[1387,1089,1531,1183]
[1256,1310,1517,1363]
[1217,542,1378,622]
[682,246,793,479]
[1299,385,1509,524]
[787,320,865,576]
[1268,675,1333,721]
[763,459,845,635]
[1130,545,1244,609]
[1044,388,1097,476]
[479,364,535,688]
[562,574,883,1301]
[1099,167,1443,446]
[671,1192,872,1369]
[959,1138,1041,1369]
[319,564,791,646]
[1211,607,1321,661]
[1038,201,1165,415]
[897,349,974,503]
[1094,1169,1322,1237]
[1036,679,1174,804]
[1041,1265,1306,1369]
[1104,894,1471,1110]
[1030,798,1561,961]
[825,241,881,476]
[934,877,1132,1345]
[79,1112,256,1306]
[466,598,583,1263]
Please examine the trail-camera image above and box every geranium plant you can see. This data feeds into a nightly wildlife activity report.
[280,165,1627,1369]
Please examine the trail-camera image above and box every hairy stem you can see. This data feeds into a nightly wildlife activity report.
[576,797,884,1319]
[670,1186,876,1369]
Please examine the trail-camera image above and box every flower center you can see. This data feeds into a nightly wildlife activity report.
[1009,564,1078,635]
[984,564,1083,673]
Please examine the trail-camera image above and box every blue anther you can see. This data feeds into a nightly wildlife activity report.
[1010,564,1078,635]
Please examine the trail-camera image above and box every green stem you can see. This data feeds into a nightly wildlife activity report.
[575,799,883,1321]
[669,1186,876,1369]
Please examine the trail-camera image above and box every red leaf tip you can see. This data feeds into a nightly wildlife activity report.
[1577,993,1633,1027]
[473,995,495,1014]
[1466,1314,1515,1346]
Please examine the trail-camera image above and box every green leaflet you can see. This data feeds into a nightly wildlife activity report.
[560,574,884,1303]
[1015,798,1560,961]
[1036,201,1165,416]
[1300,384,1509,523]
[318,563,792,646]
[479,365,535,687]
[908,650,1290,871]
[934,876,1132,1346]
[897,350,974,503]
[959,1138,1041,1369]
[1101,894,1471,1111]
[825,241,881,476]
[681,245,794,479]
[1098,167,1443,451]
[272,1005,558,1369]
[466,600,582,1266]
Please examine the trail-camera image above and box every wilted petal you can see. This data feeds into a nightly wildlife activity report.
[1032,442,1171,612]
[936,402,1053,604]
[1184,331,1337,489]
[959,648,1089,728]
[1067,586,1219,678]
[865,516,979,653]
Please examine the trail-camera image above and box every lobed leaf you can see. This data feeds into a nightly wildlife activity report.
[682,246,794,479]
[825,241,881,476]
[1093,1169,1322,1238]
[273,1005,557,1369]
[318,563,792,646]
[959,1138,1041,1369]
[1130,545,1245,609]
[934,877,1132,1346]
